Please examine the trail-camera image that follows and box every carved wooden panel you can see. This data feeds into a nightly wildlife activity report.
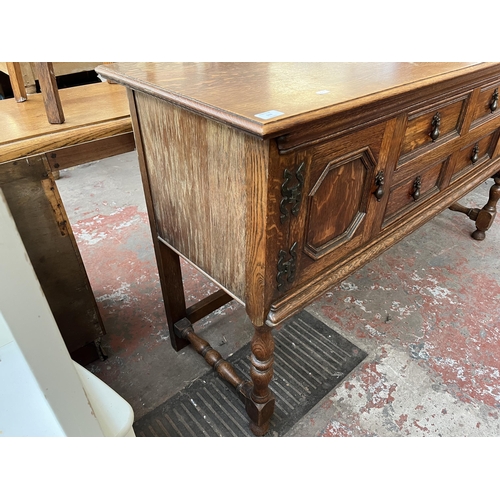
[282,120,390,295]
[304,149,375,259]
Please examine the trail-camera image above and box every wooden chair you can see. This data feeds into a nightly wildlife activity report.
[7,62,65,124]
[5,62,111,124]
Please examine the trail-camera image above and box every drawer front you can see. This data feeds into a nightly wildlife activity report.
[384,159,446,225]
[450,129,500,182]
[399,95,468,163]
[471,82,499,127]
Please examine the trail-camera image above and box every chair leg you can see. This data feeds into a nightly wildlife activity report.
[6,62,27,102]
[33,62,65,124]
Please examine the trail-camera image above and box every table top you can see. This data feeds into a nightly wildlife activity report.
[0,82,131,163]
[96,62,495,138]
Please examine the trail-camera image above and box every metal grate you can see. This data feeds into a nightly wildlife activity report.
[133,310,367,437]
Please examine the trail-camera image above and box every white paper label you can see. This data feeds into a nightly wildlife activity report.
[254,110,284,120]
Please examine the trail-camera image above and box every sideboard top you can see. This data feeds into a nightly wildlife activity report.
[96,62,498,138]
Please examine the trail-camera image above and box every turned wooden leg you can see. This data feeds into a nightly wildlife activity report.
[449,173,500,241]
[471,174,500,241]
[173,318,276,436]
[244,324,276,436]
[178,319,277,436]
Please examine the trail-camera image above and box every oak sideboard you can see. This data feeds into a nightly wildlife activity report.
[96,62,500,435]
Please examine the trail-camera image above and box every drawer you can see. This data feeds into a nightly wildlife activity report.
[470,82,499,127]
[384,159,446,225]
[398,95,468,164]
[450,129,500,182]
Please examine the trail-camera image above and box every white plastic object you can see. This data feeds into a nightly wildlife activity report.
[74,362,135,437]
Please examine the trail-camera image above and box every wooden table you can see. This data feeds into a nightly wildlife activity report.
[97,62,500,435]
[0,82,134,364]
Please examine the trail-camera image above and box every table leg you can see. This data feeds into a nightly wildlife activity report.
[157,241,234,351]
[158,239,276,435]
[173,317,276,436]
[471,173,500,240]
[244,324,276,436]
[0,156,105,363]
[449,172,500,241]
[157,242,190,351]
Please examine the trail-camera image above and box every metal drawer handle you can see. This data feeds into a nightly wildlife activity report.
[374,171,385,201]
[430,112,441,142]
[471,143,479,164]
[412,176,422,201]
[490,88,498,113]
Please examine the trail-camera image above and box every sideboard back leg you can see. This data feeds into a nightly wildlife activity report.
[448,172,500,241]
[471,172,500,240]
[158,242,190,351]
[157,241,234,351]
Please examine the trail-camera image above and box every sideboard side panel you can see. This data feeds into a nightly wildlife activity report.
[134,91,265,302]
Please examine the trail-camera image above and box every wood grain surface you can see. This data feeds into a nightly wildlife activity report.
[5,62,27,102]
[0,82,131,162]
[33,62,65,124]
[96,63,497,138]
[134,90,269,302]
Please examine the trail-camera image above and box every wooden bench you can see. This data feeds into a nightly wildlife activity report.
[0,80,135,364]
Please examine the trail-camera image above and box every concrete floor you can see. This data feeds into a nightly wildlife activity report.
[57,151,500,437]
